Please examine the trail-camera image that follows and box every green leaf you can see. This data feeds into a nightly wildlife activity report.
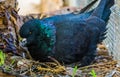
[89,69,97,77]
[72,66,78,77]
[0,50,5,66]
[11,59,15,65]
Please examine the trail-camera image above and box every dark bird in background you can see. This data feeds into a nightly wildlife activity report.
[19,0,114,67]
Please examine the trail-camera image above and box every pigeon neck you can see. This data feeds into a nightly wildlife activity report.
[37,22,56,56]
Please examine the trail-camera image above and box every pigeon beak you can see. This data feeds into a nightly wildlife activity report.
[21,38,27,47]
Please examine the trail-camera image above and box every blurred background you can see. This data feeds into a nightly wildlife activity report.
[17,0,96,15]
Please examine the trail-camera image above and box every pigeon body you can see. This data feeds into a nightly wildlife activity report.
[20,0,114,66]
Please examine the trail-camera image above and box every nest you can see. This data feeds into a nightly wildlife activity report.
[0,53,66,77]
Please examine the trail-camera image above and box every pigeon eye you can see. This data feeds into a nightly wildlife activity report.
[29,32,32,34]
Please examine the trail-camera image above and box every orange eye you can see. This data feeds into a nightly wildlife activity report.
[29,32,32,34]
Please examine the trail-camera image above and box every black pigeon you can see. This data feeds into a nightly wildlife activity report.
[19,0,114,67]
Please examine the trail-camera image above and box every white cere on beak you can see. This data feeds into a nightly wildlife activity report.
[20,38,27,47]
